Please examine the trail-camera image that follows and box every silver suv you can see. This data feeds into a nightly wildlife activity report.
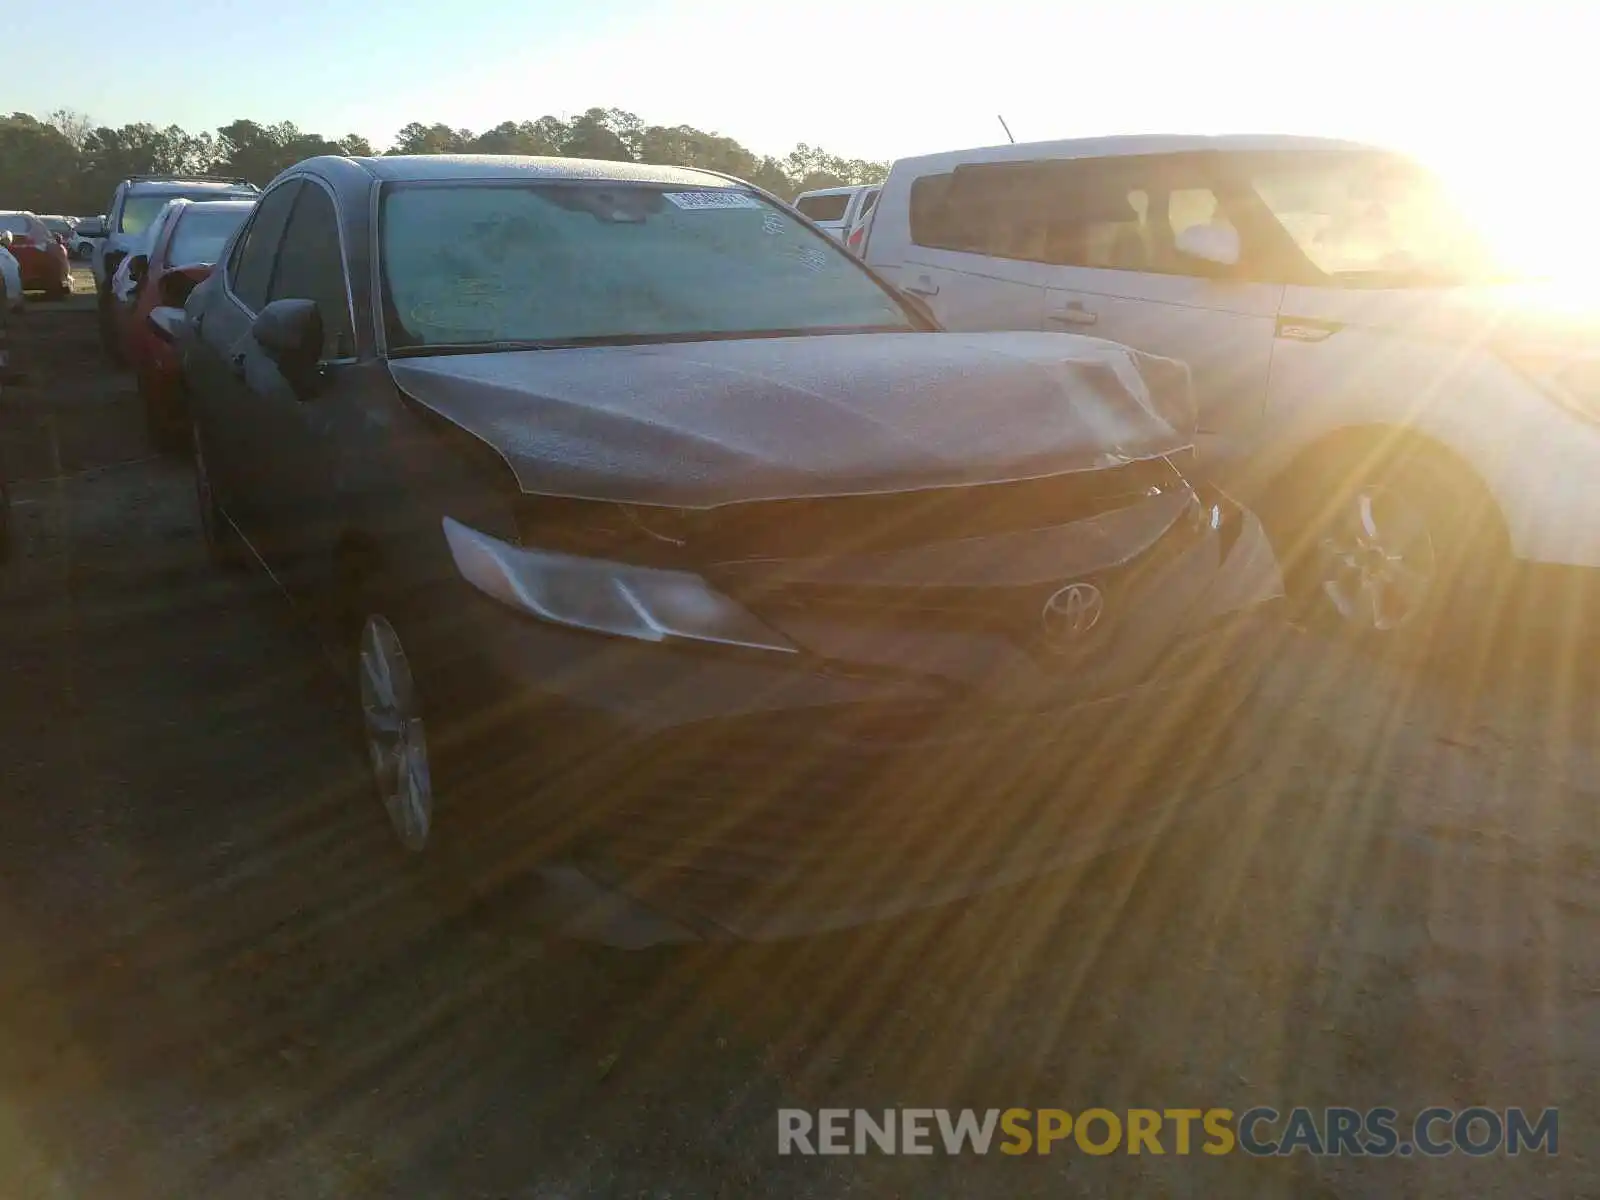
[93,175,259,359]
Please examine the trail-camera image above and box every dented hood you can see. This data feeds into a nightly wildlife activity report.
[388,331,1195,507]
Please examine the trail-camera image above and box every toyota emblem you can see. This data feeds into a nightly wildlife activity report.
[1041,582,1105,645]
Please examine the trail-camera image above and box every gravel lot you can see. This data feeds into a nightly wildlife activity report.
[0,288,1595,1197]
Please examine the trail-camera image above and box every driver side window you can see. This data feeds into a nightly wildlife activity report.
[228,181,301,312]
[269,183,355,359]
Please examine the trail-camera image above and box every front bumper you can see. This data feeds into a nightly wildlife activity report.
[421,503,1287,943]
[545,603,1283,942]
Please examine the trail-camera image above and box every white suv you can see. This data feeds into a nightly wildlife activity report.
[793,185,878,243]
[864,135,1600,647]
[93,175,259,360]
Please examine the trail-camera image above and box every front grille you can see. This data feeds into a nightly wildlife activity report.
[633,456,1186,561]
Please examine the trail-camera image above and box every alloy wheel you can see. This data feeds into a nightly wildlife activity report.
[358,614,434,853]
[1318,485,1437,633]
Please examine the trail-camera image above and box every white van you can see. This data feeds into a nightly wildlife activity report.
[793,185,877,242]
[864,134,1600,649]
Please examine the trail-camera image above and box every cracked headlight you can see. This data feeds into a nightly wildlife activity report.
[442,516,795,653]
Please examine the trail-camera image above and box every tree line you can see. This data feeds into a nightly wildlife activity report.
[1,108,888,216]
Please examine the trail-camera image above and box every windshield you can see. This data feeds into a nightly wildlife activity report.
[379,181,914,351]
[167,207,250,266]
[1247,153,1507,286]
[119,191,255,236]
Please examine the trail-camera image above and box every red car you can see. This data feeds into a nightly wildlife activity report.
[0,211,71,299]
[110,198,254,451]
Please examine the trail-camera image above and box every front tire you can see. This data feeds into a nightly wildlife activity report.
[1268,439,1508,660]
[356,613,442,856]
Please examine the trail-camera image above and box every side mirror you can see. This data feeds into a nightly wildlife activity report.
[1174,221,1241,269]
[126,254,149,283]
[0,232,11,248]
[157,267,204,309]
[252,298,323,395]
[147,305,188,344]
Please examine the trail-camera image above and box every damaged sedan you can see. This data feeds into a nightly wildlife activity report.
[171,154,1285,943]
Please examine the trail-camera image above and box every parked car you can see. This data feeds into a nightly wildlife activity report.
[170,153,1284,943]
[842,185,881,257]
[108,197,254,451]
[793,184,878,242]
[0,211,71,299]
[0,240,23,314]
[71,215,106,261]
[93,176,260,361]
[863,134,1600,652]
[37,215,75,245]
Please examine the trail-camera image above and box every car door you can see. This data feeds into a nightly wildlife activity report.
[190,178,302,537]
[1036,154,1282,453]
[890,162,1048,331]
[239,177,360,599]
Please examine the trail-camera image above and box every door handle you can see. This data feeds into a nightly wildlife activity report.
[1047,302,1098,327]
[903,275,939,297]
[228,351,247,379]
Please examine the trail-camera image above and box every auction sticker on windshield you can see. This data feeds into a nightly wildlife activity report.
[663,191,762,210]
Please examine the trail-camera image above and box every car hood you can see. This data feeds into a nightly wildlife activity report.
[388,332,1195,507]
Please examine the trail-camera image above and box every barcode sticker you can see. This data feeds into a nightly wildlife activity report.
[663,191,762,210]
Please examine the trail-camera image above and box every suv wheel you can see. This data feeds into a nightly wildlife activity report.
[1270,440,1505,660]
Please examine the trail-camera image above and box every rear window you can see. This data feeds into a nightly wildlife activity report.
[796,194,850,222]
[120,191,257,236]
[168,206,252,267]
[0,214,36,235]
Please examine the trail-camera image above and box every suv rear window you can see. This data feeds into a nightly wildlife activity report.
[120,191,257,236]
[796,194,850,222]
[168,206,252,267]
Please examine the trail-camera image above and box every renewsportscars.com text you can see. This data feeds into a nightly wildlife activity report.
[777,1106,1559,1157]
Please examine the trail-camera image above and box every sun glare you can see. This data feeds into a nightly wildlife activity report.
[1432,155,1600,293]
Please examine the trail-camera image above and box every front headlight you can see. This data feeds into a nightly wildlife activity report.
[442,517,795,653]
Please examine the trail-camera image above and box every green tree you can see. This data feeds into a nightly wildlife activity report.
[0,106,888,211]
[0,113,81,212]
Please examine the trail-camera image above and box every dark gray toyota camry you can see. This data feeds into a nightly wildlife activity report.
[166,153,1285,943]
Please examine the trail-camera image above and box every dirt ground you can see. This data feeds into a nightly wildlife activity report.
[0,287,1595,1198]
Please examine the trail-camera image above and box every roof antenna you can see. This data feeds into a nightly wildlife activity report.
[997,115,1016,144]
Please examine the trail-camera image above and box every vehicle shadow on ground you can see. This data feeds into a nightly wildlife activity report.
[0,306,1593,1199]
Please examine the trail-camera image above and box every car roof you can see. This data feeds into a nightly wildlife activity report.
[795,185,870,199]
[892,132,1397,173]
[176,199,255,211]
[0,210,38,218]
[346,153,741,189]
[123,177,258,193]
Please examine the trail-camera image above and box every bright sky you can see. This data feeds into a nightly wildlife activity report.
[12,0,1597,254]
